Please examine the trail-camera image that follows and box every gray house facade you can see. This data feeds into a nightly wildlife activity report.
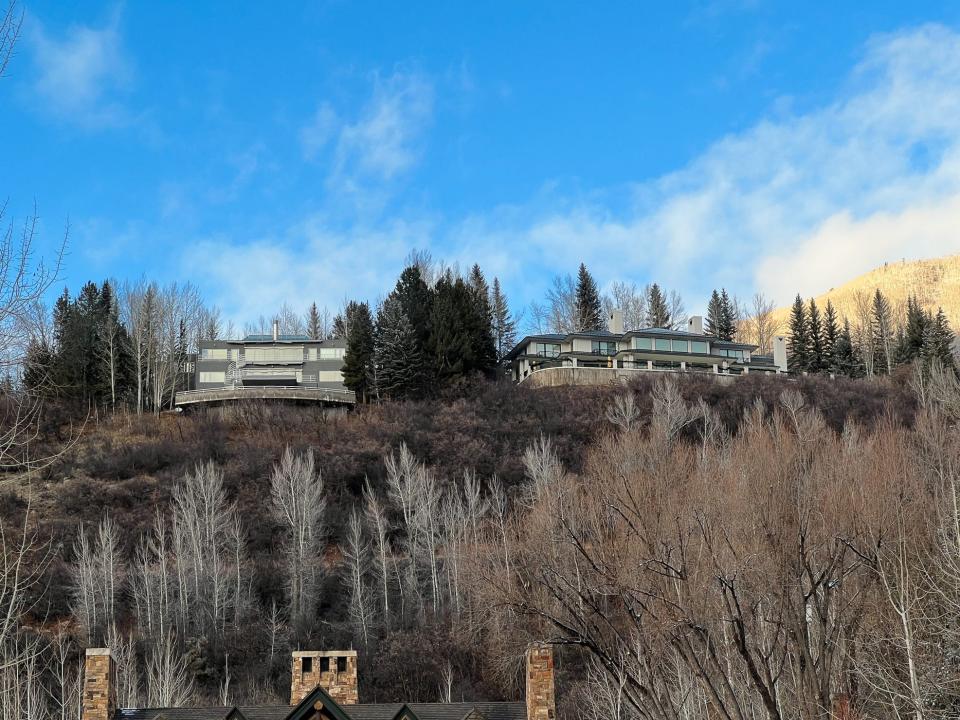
[194,322,347,392]
[506,313,786,383]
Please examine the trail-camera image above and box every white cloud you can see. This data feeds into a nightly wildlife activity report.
[301,70,434,190]
[28,12,132,126]
[191,24,960,323]
[185,217,434,328]
[450,23,960,310]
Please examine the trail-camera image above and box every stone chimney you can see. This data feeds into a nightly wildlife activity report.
[82,648,115,720]
[773,335,788,372]
[608,308,624,335]
[272,319,280,342]
[291,650,359,706]
[526,643,556,720]
[688,315,704,334]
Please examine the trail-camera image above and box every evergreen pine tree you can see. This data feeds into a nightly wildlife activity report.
[307,302,322,340]
[490,277,517,365]
[824,300,839,373]
[833,319,863,377]
[719,289,738,341]
[374,297,428,400]
[807,299,826,373]
[705,290,723,337]
[646,283,671,328]
[393,265,436,379]
[431,276,497,382]
[332,313,346,338]
[788,294,809,372]
[22,338,54,396]
[872,289,894,375]
[467,264,497,371]
[897,295,928,365]
[341,301,375,402]
[574,263,604,331]
[923,307,956,370]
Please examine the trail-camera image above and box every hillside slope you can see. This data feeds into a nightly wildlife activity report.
[771,254,960,328]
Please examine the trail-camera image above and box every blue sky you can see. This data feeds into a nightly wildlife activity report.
[5,1,960,328]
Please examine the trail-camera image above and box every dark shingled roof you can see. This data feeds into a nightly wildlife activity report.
[116,702,525,720]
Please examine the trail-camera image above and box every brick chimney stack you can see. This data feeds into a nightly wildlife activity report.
[82,648,116,720]
[526,643,556,720]
[291,650,359,706]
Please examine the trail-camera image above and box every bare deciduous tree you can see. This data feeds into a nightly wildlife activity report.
[270,447,325,634]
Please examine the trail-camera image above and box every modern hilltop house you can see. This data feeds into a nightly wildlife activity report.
[506,311,788,384]
[176,321,355,407]
[83,645,554,720]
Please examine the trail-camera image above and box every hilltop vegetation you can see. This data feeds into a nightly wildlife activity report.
[1,372,922,719]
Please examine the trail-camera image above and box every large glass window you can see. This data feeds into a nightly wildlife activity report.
[201,348,229,360]
[534,342,561,357]
[655,338,671,351]
[634,337,652,350]
[199,371,226,384]
[319,347,345,359]
[691,340,708,354]
[671,340,688,352]
[592,340,617,356]
[245,346,304,362]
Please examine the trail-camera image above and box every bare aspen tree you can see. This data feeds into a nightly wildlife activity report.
[70,516,122,644]
[270,447,326,634]
[264,600,287,662]
[146,630,194,708]
[606,392,641,432]
[363,479,393,624]
[107,625,141,709]
[171,462,245,640]
[49,629,80,720]
[342,509,374,648]
[746,292,779,355]
[487,475,512,578]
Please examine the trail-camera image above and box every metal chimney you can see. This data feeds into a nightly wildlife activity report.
[272,319,280,342]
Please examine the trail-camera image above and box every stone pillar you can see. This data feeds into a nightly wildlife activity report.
[646,360,653,370]
[82,649,115,720]
[712,364,718,374]
[526,643,556,720]
[291,650,359,706]
[680,361,686,371]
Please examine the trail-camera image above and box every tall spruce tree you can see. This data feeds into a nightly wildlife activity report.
[431,275,496,382]
[923,307,955,370]
[788,294,809,372]
[719,289,738,341]
[871,289,894,375]
[646,283,671,328]
[807,299,826,373]
[705,290,723,337]
[490,277,517,365]
[833,319,862,377]
[897,295,928,365]
[393,265,436,379]
[467,264,497,370]
[824,300,839,373]
[574,263,604,331]
[306,302,322,340]
[341,301,375,402]
[374,296,428,400]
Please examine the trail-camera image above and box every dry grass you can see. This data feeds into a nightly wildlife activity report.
[771,253,960,328]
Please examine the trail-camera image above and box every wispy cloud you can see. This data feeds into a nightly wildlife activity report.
[301,70,434,196]
[185,217,433,327]
[190,24,960,322]
[28,10,132,127]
